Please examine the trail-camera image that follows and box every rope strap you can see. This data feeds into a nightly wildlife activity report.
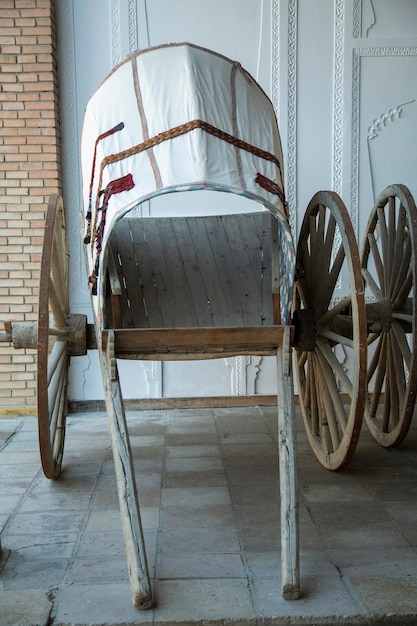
[95,119,283,198]
[84,122,125,244]
[255,172,286,209]
[89,173,134,294]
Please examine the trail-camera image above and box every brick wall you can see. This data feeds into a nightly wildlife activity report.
[0,0,60,411]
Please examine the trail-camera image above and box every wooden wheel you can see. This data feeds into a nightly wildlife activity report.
[361,184,417,447]
[38,194,70,479]
[294,191,367,470]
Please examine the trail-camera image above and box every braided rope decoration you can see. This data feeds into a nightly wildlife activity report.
[84,122,125,244]
[95,118,283,204]
[89,173,134,294]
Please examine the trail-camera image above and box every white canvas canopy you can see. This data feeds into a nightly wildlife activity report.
[80,42,294,323]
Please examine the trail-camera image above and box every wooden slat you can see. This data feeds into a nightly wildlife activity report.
[128,220,163,327]
[112,220,147,328]
[107,212,274,330]
[101,325,292,359]
[210,214,261,324]
[201,216,243,323]
[171,218,215,327]
[154,219,200,326]
[185,216,231,325]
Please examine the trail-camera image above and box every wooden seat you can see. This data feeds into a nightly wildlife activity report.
[106,211,278,331]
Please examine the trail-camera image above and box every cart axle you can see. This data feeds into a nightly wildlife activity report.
[1,315,91,356]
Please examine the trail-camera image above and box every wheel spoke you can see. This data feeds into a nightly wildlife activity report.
[390,204,407,295]
[49,272,68,328]
[392,233,412,306]
[369,334,387,417]
[308,355,319,437]
[361,267,383,300]
[367,334,383,382]
[391,319,412,366]
[386,333,400,429]
[320,296,352,325]
[319,328,354,350]
[321,244,345,311]
[316,343,347,432]
[49,358,67,447]
[377,207,389,294]
[367,232,385,294]
[316,337,353,398]
[393,268,413,311]
[47,340,66,386]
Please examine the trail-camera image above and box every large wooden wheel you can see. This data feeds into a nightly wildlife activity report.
[294,191,367,470]
[361,184,417,447]
[38,194,70,479]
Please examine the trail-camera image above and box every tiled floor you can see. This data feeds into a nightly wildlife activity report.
[1,405,417,625]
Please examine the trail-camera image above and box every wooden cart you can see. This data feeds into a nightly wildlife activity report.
[2,43,417,609]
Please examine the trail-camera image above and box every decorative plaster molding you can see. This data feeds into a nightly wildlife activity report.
[351,50,361,237]
[287,0,297,233]
[271,0,280,123]
[128,0,138,52]
[353,0,361,38]
[351,46,417,231]
[333,0,345,197]
[111,0,121,66]
[367,100,415,140]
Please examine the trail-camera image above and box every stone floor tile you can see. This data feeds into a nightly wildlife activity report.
[66,556,136,584]
[246,549,339,580]
[251,575,362,620]
[154,578,256,623]
[53,583,154,625]
[165,455,223,472]
[17,489,93,513]
[1,550,69,591]
[350,576,417,615]
[320,521,410,550]
[75,530,126,558]
[162,503,235,528]
[306,501,390,526]
[163,468,227,488]
[229,481,281,506]
[331,546,417,578]
[165,433,219,446]
[160,525,241,554]
[0,589,53,626]
[2,532,78,553]
[6,511,86,536]
[165,444,220,458]
[156,552,246,579]
[162,486,231,507]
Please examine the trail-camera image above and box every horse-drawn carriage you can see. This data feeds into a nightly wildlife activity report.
[2,43,416,608]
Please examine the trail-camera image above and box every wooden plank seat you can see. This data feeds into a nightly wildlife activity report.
[105,211,279,338]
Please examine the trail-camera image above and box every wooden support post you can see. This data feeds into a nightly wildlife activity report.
[276,326,300,599]
[99,330,153,609]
